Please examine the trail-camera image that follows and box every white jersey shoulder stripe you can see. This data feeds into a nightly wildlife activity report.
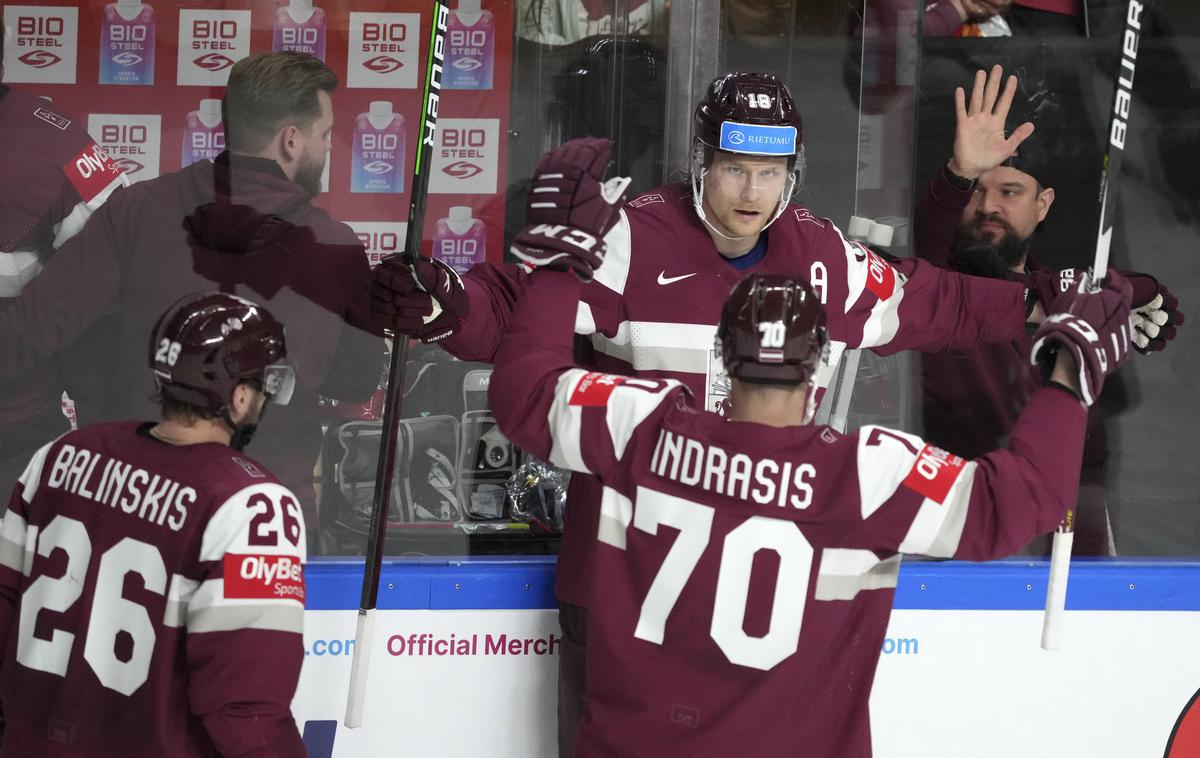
[163,573,201,628]
[201,481,308,563]
[814,549,901,601]
[593,211,632,296]
[189,592,304,633]
[856,425,924,519]
[574,300,597,336]
[0,512,30,574]
[859,277,904,349]
[0,250,43,297]
[52,171,128,249]
[597,486,633,549]
[547,369,591,474]
[604,377,680,460]
[18,437,65,506]
[590,320,716,375]
[898,461,976,558]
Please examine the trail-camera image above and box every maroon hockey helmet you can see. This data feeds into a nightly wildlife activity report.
[693,72,804,159]
[149,292,294,415]
[717,274,827,385]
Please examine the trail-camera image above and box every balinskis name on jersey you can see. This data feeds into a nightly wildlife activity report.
[46,442,194,530]
[651,429,816,508]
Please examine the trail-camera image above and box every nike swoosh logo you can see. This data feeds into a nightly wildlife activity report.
[657,271,697,285]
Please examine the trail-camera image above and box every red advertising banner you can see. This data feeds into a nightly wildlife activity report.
[2,0,513,270]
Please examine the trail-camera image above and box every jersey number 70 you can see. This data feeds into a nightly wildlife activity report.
[612,486,815,672]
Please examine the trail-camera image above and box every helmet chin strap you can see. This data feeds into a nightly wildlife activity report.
[221,404,265,452]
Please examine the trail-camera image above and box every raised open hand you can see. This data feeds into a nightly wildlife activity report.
[949,64,1035,180]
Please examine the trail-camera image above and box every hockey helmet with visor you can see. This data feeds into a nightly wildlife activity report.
[150,292,295,417]
[692,72,806,239]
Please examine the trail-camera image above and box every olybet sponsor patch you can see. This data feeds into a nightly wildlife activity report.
[224,553,306,602]
[569,372,625,407]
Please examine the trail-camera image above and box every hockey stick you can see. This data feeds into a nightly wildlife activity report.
[1041,0,1146,651]
[345,0,449,727]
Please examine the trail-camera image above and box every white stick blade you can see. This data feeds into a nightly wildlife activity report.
[1041,530,1075,650]
[344,609,376,728]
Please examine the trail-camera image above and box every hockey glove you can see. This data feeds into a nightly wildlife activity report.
[1030,269,1133,406]
[371,255,469,343]
[1032,267,1183,353]
[510,137,632,282]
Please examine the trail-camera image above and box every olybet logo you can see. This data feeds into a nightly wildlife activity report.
[177,10,250,86]
[3,6,78,84]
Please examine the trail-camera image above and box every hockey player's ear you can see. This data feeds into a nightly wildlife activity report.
[228,383,261,425]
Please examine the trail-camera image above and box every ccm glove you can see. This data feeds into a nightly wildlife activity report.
[371,255,469,343]
[1032,267,1183,353]
[1030,269,1133,406]
[511,137,631,281]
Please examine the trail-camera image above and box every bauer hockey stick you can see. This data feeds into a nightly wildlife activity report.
[1042,0,1146,651]
[345,0,449,727]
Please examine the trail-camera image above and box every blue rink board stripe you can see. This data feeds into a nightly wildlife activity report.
[306,557,1200,612]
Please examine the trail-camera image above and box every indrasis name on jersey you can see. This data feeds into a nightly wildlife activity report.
[442,161,482,180]
[18,50,62,68]
[364,55,403,74]
[194,53,234,71]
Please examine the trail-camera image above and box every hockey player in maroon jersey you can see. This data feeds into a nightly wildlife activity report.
[490,267,1131,756]
[0,25,128,497]
[0,292,307,757]
[371,72,1078,754]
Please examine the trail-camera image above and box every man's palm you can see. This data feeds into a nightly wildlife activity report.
[952,64,1035,178]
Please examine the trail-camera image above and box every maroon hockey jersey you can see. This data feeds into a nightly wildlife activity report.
[491,270,1086,757]
[0,152,382,522]
[445,183,1031,606]
[0,421,307,757]
[0,85,126,426]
